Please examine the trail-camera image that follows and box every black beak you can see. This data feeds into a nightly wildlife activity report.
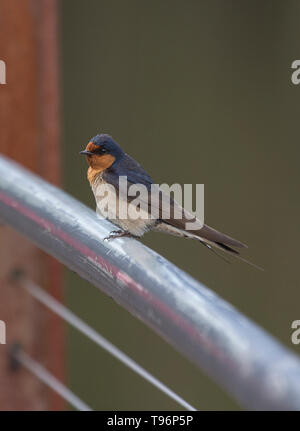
[80,150,93,156]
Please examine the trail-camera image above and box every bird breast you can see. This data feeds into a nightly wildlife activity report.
[91,174,156,236]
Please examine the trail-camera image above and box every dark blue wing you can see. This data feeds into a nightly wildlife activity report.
[102,153,154,191]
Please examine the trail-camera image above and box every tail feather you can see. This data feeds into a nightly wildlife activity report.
[154,221,263,270]
[189,225,263,269]
[209,240,263,270]
[194,224,248,249]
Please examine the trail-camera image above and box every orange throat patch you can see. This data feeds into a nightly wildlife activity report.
[86,154,115,185]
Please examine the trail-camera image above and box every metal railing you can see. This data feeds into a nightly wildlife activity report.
[14,275,195,411]
[10,345,93,411]
[1,155,300,410]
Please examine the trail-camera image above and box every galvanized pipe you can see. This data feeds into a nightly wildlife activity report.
[0,155,300,410]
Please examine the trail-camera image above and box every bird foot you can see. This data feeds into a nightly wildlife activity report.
[104,230,138,241]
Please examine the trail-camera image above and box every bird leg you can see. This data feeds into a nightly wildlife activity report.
[104,230,139,241]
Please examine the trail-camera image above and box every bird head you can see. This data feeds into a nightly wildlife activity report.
[80,134,123,171]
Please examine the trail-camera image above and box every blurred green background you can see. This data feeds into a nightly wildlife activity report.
[61,0,300,410]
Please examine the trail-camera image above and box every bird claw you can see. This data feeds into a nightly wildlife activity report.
[104,230,136,241]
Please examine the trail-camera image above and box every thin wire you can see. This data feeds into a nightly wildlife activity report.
[15,349,92,411]
[22,278,196,411]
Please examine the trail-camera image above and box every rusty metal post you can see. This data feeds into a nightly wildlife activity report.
[0,0,63,410]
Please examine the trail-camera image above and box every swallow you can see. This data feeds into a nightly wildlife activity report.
[80,134,258,267]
